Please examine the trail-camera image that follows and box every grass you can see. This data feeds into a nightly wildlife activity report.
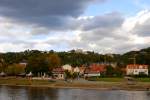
[136,78,150,82]
[88,77,150,82]
[0,77,150,90]
[87,77,124,82]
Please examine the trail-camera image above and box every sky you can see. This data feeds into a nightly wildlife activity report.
[0,0,150,53]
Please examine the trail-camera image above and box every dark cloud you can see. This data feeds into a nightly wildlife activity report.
[79,12,123,31]
[0,1,149,53]
[0,0,106,29]
[132,19,150,37]
[78,12,124,41]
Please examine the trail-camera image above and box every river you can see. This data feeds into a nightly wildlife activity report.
[0,86,150,100]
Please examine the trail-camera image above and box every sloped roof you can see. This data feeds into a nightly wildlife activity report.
[52,67,64,74]
[85,64,106,74]
[127,64,148,69]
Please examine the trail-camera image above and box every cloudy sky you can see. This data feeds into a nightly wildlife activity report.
[0,0,150,53]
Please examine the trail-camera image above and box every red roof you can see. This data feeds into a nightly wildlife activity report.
[127,64,148,69]
[85,64,106,74]
[90,64,106,72]
[52,68,65,74]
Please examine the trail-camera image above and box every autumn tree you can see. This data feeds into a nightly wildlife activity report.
[47,53,61,70]
[5,64,25,76]
[0,59,7,72]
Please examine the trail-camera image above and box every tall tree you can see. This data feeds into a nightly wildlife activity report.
[47,53,61,70]
[26,55,49,76]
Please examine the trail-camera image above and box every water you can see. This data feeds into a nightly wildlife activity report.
[0,86,150,100]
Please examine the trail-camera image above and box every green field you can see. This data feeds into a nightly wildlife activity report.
[0,77,150,90]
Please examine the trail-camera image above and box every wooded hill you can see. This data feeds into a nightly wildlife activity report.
[0,47,149,67]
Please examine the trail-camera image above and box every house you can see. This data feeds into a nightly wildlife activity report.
[75,49,88,54]
[84,68,101,77]
[62,64,72,72]
[84,64,106,77]
[52,68,65,79]
[73,67,80,73]
[126,64,149,75]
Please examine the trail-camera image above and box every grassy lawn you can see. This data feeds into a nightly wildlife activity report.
[87,77,150,82]
[136,78,150,82]
[87,77,124,82]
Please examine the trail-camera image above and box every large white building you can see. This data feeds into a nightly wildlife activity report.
[126,64,149,75]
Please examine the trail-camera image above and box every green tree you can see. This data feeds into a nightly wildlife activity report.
[106,65,115,77]
[26,55,49,76]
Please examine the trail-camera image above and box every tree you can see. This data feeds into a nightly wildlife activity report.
[64,70,72,80]
[114,66,124,77]
[0,59,7,72]
[25,55,49,76]
[105,65,115,77]
[0,63,3,72]
[5,64,25,76]
[47,53,61,70]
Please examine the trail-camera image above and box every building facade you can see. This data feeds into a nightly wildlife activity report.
[126,64,149,75]
[52,68,65,79]
[84,64,106,77]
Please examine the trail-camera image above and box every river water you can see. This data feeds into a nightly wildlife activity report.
[0,86,150,100]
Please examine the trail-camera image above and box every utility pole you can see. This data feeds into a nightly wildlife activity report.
[129,54,137,65]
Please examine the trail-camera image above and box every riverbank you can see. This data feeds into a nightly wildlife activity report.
[0,77,150,91]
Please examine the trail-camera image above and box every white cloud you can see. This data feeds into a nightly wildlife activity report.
[68,10,150,53]
[0,10,150,53]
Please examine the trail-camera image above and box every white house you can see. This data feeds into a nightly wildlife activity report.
[52,68,65,79]
[62,64,72,71]
[126,64,149,75]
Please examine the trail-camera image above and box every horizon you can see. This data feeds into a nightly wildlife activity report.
[0,0,150,53]
[0,46,149,55]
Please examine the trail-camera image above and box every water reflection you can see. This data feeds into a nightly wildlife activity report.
[0,86,150,100]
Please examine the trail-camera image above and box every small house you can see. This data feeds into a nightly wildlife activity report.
[84,64,106,77]
[52,68,65,79]
[84,68,101,77]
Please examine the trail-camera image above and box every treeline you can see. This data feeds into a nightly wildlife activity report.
[0,47,150,76]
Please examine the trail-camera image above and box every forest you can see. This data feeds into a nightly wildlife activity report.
[0,47,150,76]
